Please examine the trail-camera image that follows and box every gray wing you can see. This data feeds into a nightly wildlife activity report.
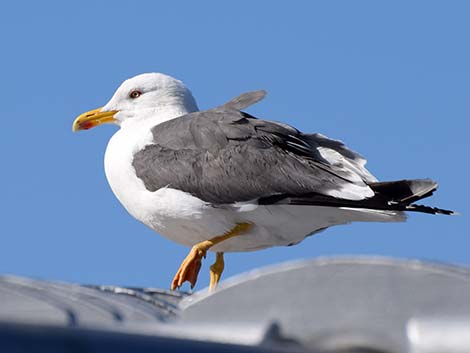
[132,92,376,204]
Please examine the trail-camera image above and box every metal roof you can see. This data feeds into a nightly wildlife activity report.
[1,256,470,353]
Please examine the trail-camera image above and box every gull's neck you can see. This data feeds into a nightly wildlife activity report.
[120,107,191,132]
[120,98,199,131]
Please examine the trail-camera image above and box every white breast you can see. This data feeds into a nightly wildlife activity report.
[104,123,154,220]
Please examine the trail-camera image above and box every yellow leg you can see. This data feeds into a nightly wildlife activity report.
[209,252,225,291]
[171,222,252,290]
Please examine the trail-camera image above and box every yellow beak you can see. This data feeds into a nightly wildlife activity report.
[72,108,118,132]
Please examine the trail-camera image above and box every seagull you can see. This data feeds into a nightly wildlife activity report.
[72,73,453,291]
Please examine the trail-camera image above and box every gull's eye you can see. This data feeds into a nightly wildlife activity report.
[129,90,142,99]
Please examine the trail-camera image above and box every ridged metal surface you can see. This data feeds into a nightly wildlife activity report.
[2,257,470,353]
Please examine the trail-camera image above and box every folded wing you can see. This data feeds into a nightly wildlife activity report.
[132,91,377,205]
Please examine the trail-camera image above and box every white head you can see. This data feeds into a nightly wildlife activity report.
[72,73,198,131]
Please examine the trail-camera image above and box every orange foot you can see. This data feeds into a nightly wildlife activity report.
[171,246,207,290]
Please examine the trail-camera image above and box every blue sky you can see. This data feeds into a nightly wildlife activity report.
[0,1,468,290]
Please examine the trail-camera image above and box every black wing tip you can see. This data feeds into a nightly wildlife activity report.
[258,192,457,216]
[369,179,441,204]
[407,203,456,215]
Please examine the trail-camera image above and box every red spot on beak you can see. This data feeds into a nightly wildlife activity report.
[79,121,95,130]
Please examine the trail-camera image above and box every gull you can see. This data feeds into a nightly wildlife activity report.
[72,73,453,290]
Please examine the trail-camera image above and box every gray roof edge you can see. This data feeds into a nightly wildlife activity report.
[181,255,470,309]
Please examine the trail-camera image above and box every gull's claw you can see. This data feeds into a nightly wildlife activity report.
[171,246,206,290]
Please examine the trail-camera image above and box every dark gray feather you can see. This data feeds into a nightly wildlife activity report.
[132,93,372,204]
